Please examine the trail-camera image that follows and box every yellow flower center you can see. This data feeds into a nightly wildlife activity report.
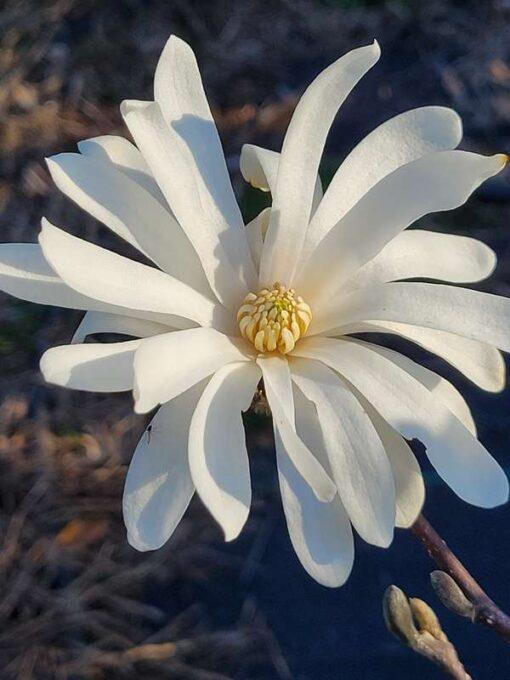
[237,283,312,354]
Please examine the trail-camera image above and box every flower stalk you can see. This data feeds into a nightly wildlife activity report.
[411,514,510,643]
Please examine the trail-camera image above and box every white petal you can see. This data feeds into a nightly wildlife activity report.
[307,106,462,246]
[0,243,107,311]
[277,386,354,587]
[188,362,261,541]
[337,321,505,393]
[240,144,278,192]
[122,99,256,308]
[46,153,210,295]
[133,328,254,414]
[290,357,395,546]
[46,154,143,252]
[72,312,173,343]
[325,375,424,529]
[245,207,270,270]
[345,230,496,291]
[314,281,510,354]
[39,220,226,330]
[40,340,140,392]
[361,399,424,528]
[240,144,323,211]
[78,135,168,208]
[260,41,380,286]
[257,354,336,503]
[298,152,507,304]
[0,241,189,330]
[360,342,476,435]
[293,337,509,508]
[123,382,204,551]
[154,36,246,239]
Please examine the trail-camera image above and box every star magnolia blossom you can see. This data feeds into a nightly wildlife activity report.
[2,36,510,587]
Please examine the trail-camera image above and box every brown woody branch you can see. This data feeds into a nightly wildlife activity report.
[411,514,510,643]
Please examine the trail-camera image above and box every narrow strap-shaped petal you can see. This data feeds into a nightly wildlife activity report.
[298,152,507,304]
[154,36,246,237]
[336,321,505,393]
[46,153,211,295]
[77,135,168,208]
[133,328,254,414]
[0,242,106,311]
[39,220,226,331]
[72,312,174,343]
[188,362,261,541]
[0,241,186,328]
[123,382,205,551]
[314,281,510,354]
[358,342,476,435]
[307,106,462,247]
[276,385,354,587]
[291,357,395,547]
[292,337,509,508]
[240,144,323,210]
[40,340,141,392]
[257,354,336,502]
[338,345,466,529]
[344,230,496,291]
[309,372,422,530]
[122,100,256,308]
[260,41,380,286]
[358,396,424,529]
[245,208,270,270]
[240,144,278,192]
[46,154,147,254]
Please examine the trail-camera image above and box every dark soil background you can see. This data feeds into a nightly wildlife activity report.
[1,1,510,678]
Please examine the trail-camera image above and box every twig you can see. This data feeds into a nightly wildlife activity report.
[411,514,510,643]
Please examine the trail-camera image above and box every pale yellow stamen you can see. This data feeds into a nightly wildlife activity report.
[237,282,312,354]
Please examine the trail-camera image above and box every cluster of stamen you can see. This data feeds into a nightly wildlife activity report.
[237,283,312,354]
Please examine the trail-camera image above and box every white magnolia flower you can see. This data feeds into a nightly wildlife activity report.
[2,35,509,587]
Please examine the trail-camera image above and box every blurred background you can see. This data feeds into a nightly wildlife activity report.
[1,0,510,678]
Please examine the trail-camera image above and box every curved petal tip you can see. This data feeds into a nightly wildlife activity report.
[488,153,509,175]
[126,530,160,552]
[222,523,244,543]
[39,349,55,384]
